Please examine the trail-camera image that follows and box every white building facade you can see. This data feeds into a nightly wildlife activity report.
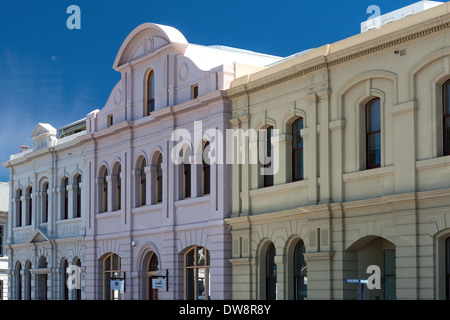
[2,120,86,300]
[80,23,281,300]
[0,182,9,300]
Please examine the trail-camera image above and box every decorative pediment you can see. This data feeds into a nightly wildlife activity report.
[26,228,50,244]
[31,123,56,139]
[31,123,57,150]
[114,23,188,70]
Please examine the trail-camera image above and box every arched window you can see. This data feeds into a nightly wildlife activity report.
[63,177,69,219]
[266,243,277,300]
[74,258,82,300]
[103,253,121,300]
[294,240,307,300]
[292,118,304,182]
[76,175,82,218]
[443,80,450,156]
[43,182,49,223]
[147,253,160,300]
[185,246,210,300]
[156,154,163,203]
[262,127,274,187]
[16,262,22,300]
[140,159,147,206]
[62,259,69,300]
[202,142,210,195]
[25,261,32,300]
[366,98,381,169]
[16,188,22,227]
[100,167,108,213]
[184,162,191,199]
[116,165,121,211]
[146,70,155,116]
[26,187,32,226]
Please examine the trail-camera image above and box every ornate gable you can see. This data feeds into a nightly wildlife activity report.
[113,23,188,70]
[26,228,50,244]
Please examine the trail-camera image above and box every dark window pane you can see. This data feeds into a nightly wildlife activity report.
[367,99,381,132]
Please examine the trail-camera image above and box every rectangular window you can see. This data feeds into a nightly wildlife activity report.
[107,114,114,128]
[191,84,199,99]
[263,127,274,187]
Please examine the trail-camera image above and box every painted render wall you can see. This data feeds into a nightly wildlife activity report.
[226,1,450,300]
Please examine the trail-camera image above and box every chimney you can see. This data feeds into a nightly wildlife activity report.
[20,145,29,153]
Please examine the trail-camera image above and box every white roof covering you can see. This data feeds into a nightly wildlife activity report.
[184,44,283,71]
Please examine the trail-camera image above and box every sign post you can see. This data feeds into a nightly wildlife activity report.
[345,279,368,300]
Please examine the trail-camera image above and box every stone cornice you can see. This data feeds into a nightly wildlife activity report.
[227,11,450,99]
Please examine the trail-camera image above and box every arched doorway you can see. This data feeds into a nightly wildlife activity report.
[146,252,160,300]
[346,236,396,300]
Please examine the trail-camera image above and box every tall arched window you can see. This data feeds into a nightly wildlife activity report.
[74,258,82,300]
[140,158,147,206]
[26,187,32,226]
[443,80,450,156]
[100,167,108,213]
[266,243,277,300]
[16,262,22,300]
[76,175,82,218]
[294,240,307,300]
[62,259,69,300]
[156,154,163,203]
[262,127,274,187]
[147,253,160,300]
[116,165,121,211]
[183,162,191,199]
[146,70,155,116]
[292,118,304,182]
[25,261,31,300]
[202,142,211,195]
[366,98,381,169]
[185,246,210,300]
[16,188,22,227]
[63,177,69,219]
[43,182,49,223]
[103,253,121,300]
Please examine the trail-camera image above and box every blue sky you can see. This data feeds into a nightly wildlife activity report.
[0,0,423,181]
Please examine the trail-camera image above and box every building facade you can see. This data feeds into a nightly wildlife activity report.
[226,1,450,300]
[79,23,281,300]
[0,182,9,300]
[2,120,86,300]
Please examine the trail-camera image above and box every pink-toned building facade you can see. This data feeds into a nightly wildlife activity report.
[80,23,281,300]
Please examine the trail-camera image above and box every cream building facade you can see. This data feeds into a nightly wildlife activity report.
[2,120,86,300]
[226,1,450,300]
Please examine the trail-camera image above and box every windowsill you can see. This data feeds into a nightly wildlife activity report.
[249,179,308,197]
[132,203,163,214]
[95,210,121,220]
[175,195,210,207]
[343,165,394,182]
[416,155,450,170]
[56,217,82,224]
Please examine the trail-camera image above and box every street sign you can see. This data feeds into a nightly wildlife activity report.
[346,279,368,284]
[152,278,167,290]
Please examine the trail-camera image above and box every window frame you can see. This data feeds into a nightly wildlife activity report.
[365,98,382,169]
[146,70,155,116]
[184,246,210,300]
[262,126,274,188]
[292,118,304,182]
[443,80,450,156]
